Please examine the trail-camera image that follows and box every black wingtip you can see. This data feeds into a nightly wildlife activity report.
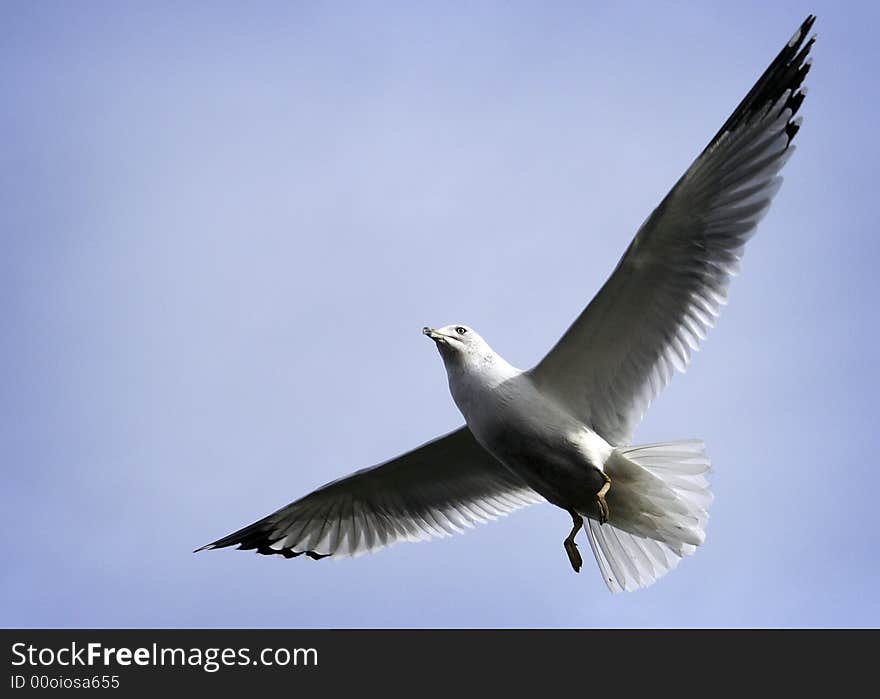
[194,535,331,560]
[703,14,816,152]
[254,543,331,560]
[786,16,815,52]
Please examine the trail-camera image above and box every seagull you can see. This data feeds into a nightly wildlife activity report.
[196,16,815,592]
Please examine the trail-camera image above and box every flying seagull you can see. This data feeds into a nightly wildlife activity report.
[196,16,815,592]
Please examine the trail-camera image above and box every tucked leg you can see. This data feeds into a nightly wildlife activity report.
[596,471,611,525]
[563,509,584,573]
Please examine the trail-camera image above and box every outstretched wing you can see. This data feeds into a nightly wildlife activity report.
[195,427,543,559]
[530,16,815,446]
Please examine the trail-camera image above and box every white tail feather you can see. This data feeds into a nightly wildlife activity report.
[584,440,713,593]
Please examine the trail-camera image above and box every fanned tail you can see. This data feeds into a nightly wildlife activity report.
[584,440,713,593]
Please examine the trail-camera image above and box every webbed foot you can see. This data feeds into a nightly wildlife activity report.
[563,509,584,573]
[596,472,611,525]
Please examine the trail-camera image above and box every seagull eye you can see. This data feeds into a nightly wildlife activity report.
[455,326,467,335]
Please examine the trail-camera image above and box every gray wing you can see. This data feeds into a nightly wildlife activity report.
[529,16,815,446]
[195,427,543,559]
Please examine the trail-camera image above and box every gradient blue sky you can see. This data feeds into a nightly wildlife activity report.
[3,1,878,628]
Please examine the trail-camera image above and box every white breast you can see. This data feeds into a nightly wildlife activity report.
[450,365,614,471]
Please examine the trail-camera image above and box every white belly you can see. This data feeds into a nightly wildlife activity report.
[450,370,614,507]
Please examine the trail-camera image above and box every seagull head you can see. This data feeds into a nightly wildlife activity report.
[423,324,476,349]
[423,324,519,397]
[422,324,496,368]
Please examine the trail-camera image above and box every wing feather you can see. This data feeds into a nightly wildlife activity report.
[195,427,543,559]
[530,16,815,445]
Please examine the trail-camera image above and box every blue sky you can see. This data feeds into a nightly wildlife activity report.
[3,1,878,627]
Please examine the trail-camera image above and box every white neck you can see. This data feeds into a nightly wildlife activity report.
[443,349,521,420]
